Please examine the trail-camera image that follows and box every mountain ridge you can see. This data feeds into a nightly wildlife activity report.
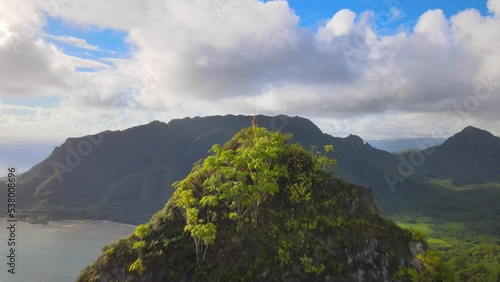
[1,115,498,224]
[415,125,500,184]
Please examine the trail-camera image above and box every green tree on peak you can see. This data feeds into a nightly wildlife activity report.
[172,127,288,261]
[172,126,336,263]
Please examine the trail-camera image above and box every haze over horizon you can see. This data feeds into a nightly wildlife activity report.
[1,0,500,143]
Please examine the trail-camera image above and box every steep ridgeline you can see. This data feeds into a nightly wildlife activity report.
[77,127,449,281]
[414,126,500,184]
[0,115,477,223]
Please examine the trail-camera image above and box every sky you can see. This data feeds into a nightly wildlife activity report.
[1,0,500,148]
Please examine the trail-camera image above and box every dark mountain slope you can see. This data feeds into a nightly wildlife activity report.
[0,115,488,223]
[416,126,500,184]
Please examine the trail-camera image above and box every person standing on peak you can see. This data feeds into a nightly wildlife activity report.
[252,116,258,127]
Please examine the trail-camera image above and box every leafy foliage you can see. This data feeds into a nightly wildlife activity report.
[129,223,153,275]
[172,127,297,262]
[445,242,500,281]
[134,224,152,239]
[310,144,336,171]
[129,258,145,276]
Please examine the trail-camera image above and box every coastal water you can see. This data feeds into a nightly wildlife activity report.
[0,219,135,282]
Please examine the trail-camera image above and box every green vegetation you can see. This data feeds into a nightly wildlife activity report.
[172,127,292,262]
[77,127,447,281]
[394,216,500,281]
[429,178,500,191]
[129,224,152,275]
[396,222,434,235]
[129,224,151,276]
[393,148,419,155]
[444,243,500,282]
[388,166,500,282]
[395,249,453,282]
[442,221,465,231]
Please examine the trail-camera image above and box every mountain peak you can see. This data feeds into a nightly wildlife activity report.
[345,134,364,146]
[460,126,490,135]
[443,126,497,146]
[448,126,499,143]
[423,125,500,183]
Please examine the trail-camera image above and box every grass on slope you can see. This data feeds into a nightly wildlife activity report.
[395,220,453,248]
[428,179,500,191]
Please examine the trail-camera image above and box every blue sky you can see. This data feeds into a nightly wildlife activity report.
[44,18,130,61]
[40,0,491,65]
[288,0,489,28]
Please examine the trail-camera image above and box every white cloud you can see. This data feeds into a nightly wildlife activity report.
[488,0,500,14]
[43,34,100,50]
[317,9,357,40]
[60,53,110,69]
[414,9,451,46]
[390,7,404,20]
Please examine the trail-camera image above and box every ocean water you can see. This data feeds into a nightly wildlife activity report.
[0,219,135,282]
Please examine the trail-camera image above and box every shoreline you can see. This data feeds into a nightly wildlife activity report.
[0,217,137,229]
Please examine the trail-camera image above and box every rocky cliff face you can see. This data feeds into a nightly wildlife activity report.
[77,127,448,281]
[78,185,438,281]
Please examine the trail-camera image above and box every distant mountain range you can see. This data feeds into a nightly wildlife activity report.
[1,115,499,224]
[366,138,446,153]
[0,137,449,176]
